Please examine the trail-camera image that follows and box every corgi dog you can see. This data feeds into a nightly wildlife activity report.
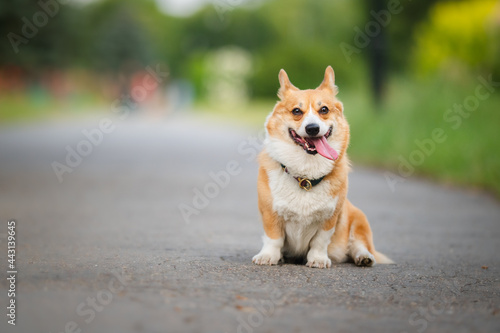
[253,66,393,268]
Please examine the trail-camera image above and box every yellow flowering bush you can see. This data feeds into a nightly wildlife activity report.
[413,0,499,76]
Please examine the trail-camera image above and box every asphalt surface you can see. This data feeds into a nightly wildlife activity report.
[0,113,499,333]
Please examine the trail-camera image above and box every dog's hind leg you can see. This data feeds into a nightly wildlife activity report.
[346,201,377,266]
[346,201,393,266]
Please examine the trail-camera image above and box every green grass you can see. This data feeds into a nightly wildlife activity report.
[193,99,276,126]
[0,92,105,124]
[196,76,500,197]
[345,76,500,197]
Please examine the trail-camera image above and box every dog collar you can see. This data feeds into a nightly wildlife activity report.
[281,164,325,191]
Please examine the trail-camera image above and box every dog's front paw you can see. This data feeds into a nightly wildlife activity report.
[252,251,281,265]
[306,255,332,269]
[354,251,375,267]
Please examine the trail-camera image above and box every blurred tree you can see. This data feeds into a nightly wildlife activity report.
[368,0,388,106]
[249,0,366,97]
[180,0,367,98]
[83,0,154,75]
[383,0,442,71]
[0,0,80,73]
[93,9,153,74]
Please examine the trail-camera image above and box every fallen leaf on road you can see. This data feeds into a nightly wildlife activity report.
[235,305,254,312]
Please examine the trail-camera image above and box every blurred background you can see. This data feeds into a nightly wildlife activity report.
[1,0,499,196]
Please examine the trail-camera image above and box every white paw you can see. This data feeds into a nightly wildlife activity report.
[252,251,281,265]
[354,251,375,267]
[306,255,332,269]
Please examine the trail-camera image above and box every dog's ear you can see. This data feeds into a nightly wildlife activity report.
[278,69,298,99]
[318,66,339,95]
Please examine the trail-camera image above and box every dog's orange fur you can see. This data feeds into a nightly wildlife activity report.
[256,66,392,266]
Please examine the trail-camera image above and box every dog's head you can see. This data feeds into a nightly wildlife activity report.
[265,66,349,176]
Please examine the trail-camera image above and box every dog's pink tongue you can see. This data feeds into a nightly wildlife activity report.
[311,136,338,160]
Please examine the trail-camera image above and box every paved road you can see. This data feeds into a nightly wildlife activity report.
[0,114,499,333]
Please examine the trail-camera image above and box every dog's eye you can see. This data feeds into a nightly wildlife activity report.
[292,108,303,116]
[319,106,329,114]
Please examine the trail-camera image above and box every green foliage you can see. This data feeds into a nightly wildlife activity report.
[412,0,500,77]
[79,0,156,74]
[0,0,81,70]
[179,0,367,98]
[384,0,442,71]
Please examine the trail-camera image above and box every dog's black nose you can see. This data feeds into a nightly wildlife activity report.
[305,123,320,136]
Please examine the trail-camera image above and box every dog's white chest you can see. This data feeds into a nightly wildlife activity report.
[267,169,338,256]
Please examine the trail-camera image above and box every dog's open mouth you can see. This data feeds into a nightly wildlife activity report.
[289,126,338,160]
